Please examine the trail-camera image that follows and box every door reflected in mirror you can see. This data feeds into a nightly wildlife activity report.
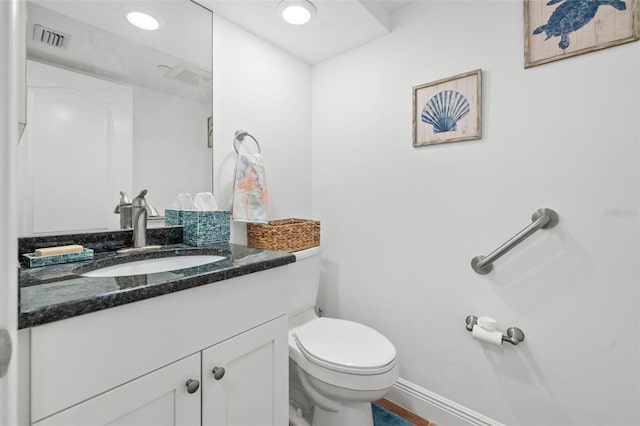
[19,0,213,236]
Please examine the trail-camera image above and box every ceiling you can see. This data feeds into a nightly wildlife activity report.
[25,0,412,98]
[199,0,413,64]
[27,0,213,99]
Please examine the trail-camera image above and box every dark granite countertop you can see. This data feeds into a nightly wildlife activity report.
[19,242,295,329]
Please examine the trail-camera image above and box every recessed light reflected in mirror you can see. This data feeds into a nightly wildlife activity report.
[282,6,310,25]
[125,8,162,31]
[277,0,316,25]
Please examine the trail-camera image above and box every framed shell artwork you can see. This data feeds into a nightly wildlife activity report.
[412,69,482,147]
[525,0,640,68]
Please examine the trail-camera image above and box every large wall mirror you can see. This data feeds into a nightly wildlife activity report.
[18,0,213,236]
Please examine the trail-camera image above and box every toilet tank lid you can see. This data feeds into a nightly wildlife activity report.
[294,246,322,261]
[294,317,396,375]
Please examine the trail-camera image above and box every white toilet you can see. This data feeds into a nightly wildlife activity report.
[287,246,399,426]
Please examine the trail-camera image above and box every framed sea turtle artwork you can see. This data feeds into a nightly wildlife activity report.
[412,69,482,147]
[525,0,640,68]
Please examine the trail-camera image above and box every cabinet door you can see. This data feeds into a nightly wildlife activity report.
[34,353,201,426]
[202,316,288,426]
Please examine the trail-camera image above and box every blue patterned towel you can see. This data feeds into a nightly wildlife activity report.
[229,152,269,224]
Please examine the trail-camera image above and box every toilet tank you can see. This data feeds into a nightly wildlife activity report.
[287,246,322,316]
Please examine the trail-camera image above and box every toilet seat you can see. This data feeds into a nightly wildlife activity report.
[293,317,396,375]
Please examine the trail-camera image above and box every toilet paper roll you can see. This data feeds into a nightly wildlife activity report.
[472,324,503,346]
[477,316,497,331]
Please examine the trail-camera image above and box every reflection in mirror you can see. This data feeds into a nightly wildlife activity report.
[18,0,213,236]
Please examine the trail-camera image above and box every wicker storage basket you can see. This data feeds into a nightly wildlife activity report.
[247,219,320,253]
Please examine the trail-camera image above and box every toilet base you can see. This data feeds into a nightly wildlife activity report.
[289,403,312,426]
[312,401,373,426]
[289,357,395,426]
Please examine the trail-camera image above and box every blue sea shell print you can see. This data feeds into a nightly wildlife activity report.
[421,90,470,134]
[533,0,627,50]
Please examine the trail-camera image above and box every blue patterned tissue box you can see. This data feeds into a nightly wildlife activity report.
[183,211,230,246]
[165,209,184,226]
[23,248,94,268]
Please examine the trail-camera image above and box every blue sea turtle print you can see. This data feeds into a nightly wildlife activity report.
[533,0,627,50]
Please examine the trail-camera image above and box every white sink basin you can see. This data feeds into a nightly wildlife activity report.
[81,255,226,278]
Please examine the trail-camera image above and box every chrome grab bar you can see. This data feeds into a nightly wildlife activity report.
[471,208,559,274]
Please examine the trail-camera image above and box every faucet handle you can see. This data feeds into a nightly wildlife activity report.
[114,191,132,213]
[133,190,148,208]
[119,191,132,204]
[146,204,159,217]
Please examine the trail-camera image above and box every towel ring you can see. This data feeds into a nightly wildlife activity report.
[233,129,261,154]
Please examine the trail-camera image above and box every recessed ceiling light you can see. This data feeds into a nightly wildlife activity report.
[277,0,316,25]
[122,6,164,31]
[127,11,159,30]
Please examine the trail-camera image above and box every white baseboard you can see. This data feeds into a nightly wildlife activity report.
[385,378,505,426]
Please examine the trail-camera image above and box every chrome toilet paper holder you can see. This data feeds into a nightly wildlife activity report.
[465,315,525,346]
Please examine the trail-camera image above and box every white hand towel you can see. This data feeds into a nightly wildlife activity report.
[228,152,268,223]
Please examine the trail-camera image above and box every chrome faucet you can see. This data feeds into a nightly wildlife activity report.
[114,191,133,229]
[132,189,150,248]
[116,189,162,255]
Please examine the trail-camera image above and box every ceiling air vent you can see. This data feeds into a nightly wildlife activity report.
[163,63,212,87]
[33,24,70,49]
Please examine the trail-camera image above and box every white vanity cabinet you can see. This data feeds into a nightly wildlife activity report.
[33,353,202,426]
[19,266,290,426]
[202,317,288,425]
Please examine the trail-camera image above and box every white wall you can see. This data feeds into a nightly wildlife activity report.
[211,14,312,243]
[133,86,212,213]
[312,1,639,425]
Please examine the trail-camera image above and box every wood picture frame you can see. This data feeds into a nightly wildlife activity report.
[412,69,482,148]
[525,0,640,68]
